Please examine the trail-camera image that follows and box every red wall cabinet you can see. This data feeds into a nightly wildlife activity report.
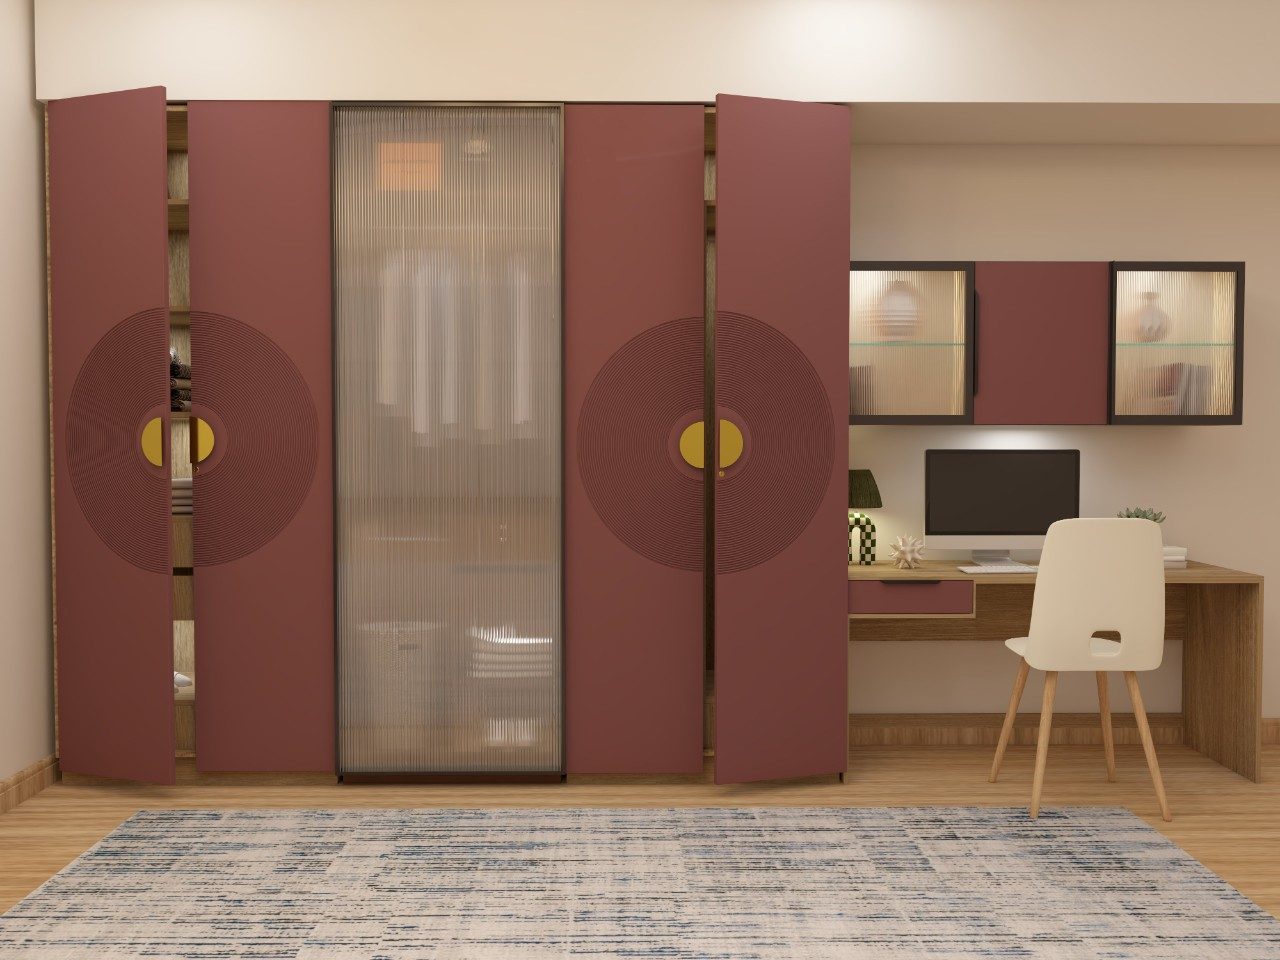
[973,261,1111,425]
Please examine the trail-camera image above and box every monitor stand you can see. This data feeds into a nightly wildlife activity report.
[970,550,1017,566]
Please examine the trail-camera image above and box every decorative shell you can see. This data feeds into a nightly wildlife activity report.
[889,535,925,570]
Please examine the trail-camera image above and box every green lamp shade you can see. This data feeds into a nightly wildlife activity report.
[849,469,882,510]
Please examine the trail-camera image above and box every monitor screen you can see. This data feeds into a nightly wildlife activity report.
[925,450,1080,536]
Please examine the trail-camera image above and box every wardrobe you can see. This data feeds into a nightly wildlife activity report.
[49,88,334,783]
[47,90,850,784]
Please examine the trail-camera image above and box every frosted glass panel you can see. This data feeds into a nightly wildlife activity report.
[1114,269,1237,418]
[334,106,562,774]
[850,268,968,417]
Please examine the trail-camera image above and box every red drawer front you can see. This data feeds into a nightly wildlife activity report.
[848,579,974,616]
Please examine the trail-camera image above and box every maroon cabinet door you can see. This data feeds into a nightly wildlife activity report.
[713,94,850,783]
[48,86,175,783]
[564,105,706,774]
[974,262,1111,425]
[188,102,335,772]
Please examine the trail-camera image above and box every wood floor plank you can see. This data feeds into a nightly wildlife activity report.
[2,745,1278,916]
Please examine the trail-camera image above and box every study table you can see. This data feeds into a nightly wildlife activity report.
[848,560,1264,781]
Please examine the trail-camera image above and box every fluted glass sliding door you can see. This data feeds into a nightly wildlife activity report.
[334,105,563,776]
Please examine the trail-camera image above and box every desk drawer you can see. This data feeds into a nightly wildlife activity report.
[848,579,974,617]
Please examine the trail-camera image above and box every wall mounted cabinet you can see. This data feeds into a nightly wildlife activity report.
[1110,262,1245,425]
[853,260,1245,427]
[974,261,1111,425]
[849,262,974,424]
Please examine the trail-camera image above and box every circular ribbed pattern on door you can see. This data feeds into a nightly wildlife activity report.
[65,309,172,573]
[190,312,318,566]
[716,312,834,574]
[578,317,704,571]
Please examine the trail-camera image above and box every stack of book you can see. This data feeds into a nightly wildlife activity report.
[1163,545,1188,569]
[172,477,192,516]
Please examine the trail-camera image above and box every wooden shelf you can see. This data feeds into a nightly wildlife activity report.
[704,106,715,154]
[705,199,715,234]
[173,514,192,568]
[168,199,188,232]
[167,105,187,152]
[170,310,190,328]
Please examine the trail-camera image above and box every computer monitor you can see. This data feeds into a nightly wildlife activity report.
[925,449,1080,563]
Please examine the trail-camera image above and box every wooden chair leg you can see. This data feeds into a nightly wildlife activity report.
[1125,671,1172,822]
[1097,671,1116,782]
[990,659,1030,783]
[1029,671,1057,819]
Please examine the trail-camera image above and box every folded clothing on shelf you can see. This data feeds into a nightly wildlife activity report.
[1163,545,1189,568]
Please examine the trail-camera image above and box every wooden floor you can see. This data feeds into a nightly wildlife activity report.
[3,744,1280,917]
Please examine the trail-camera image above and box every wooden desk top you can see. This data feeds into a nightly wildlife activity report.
[849,559,1262,585]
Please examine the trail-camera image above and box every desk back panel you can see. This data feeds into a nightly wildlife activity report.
[188,101,335,771]
[713,94,850,783]
[48,86,175,783]
[564,105,707,773]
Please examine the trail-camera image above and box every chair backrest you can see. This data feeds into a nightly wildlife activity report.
[1024,518,1165,672]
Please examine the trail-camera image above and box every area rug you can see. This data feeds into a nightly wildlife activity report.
[2,807,1278,958]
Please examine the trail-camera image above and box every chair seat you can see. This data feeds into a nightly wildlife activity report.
[1005,636,1122,662]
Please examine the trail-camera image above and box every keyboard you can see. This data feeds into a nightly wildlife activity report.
[957,564,1038,574]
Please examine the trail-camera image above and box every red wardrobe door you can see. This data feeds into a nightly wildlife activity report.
[48,87,174,783]
[564,105,706,773]
[713,94,850,784]
[974,262,1111,425]
[188,102,334,771]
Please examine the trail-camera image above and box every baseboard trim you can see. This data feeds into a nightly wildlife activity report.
[1264,717,1280,746]
[849,712,1185,748]
[0,755,59,814]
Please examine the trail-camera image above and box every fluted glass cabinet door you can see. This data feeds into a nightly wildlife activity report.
[849,262,974,423]
[333,106,563,776]
[1111,262,1244,424]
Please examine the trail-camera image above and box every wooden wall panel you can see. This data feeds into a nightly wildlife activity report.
[564,105,707,773]
[188,101,334,772]
[713,94,850,783]
[47,86,174,783]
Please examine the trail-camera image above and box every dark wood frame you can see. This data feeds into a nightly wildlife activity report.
[1108,261,1245,425]
[848,260,976,425]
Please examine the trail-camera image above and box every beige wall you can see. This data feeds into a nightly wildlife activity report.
[850,143,1278,714]
[0,0,52,776]
[32,0,1280,103]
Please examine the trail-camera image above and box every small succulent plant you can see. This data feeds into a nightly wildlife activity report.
[1117,506,1166,523]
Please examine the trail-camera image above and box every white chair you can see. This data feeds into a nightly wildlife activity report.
[988,517,1171,821]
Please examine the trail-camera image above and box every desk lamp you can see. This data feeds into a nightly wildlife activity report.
[849,469,882,565]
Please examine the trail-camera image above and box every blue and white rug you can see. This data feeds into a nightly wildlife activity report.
[2,807,1278,958]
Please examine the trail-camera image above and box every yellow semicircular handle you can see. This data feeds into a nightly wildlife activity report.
[719,419,744,469]
[194,417,216,463]
[678,420,705,468]
[140,417,164,467]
